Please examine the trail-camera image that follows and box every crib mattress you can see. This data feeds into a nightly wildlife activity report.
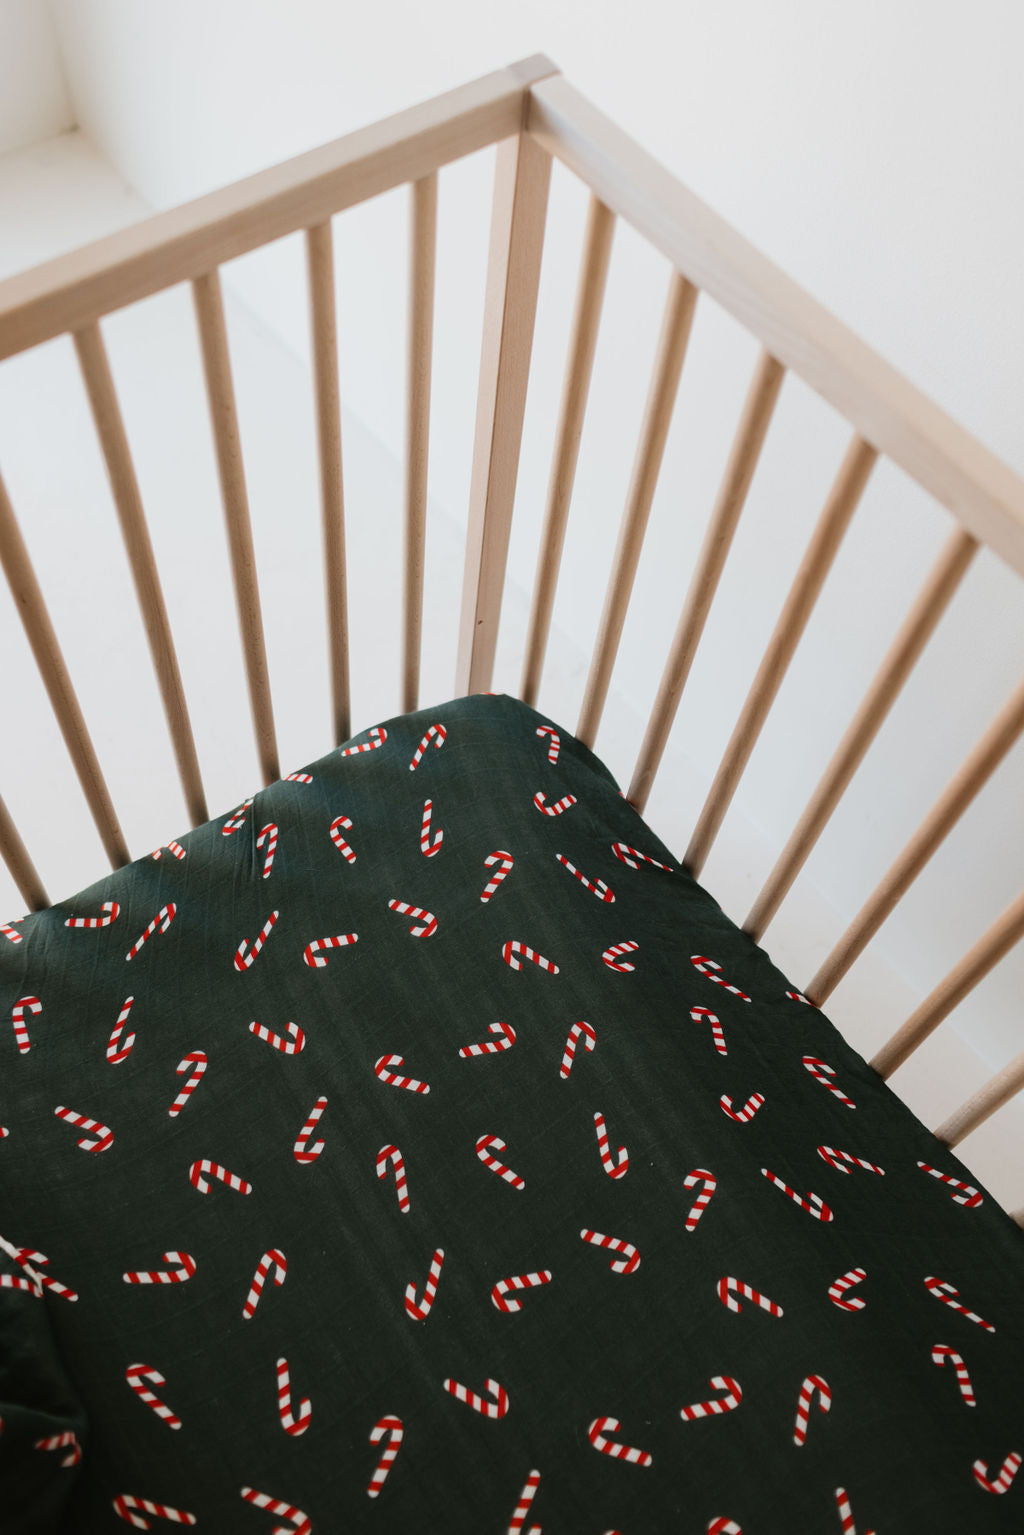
[1,693,1021,1534]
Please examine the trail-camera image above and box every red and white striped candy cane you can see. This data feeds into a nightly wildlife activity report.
[533,790,576,816]
[720,1092,765,1123]
[122,1251,196,1285]
[924,1276,995,1332]
[480,850,514,903]
[502,940,559,974]
[817,1145,884,1176]
[405,1246,444,1320]
[828,1267,868,1311]
[973,1452,1022,1495]
[0,1244,78,1303]
[536,725,560,763]
[151,841,186,861]
[443,1376,509,1419]
[1,918,23,943]
[54,1105,113,1153]
[303,932,358,967]
[189,1160,252,1196]
[420,798,443,857]
[793,1374,831,1446]
[125,1363,181,1430]
[931,1344,976,1406]
[293,1096,327,1164]
[126,903,176,962]
[491,1269,553,1313]
[11,994,40,1055]
[691,1006,726,1056]
[593,1111,629,1178]
[679,1375,743,1422]
[221,797,254,834]
[717,1275,784,1318]
[168,1052,207,1118]
[239,1487,311,1535]
[375,1054,430,1094]
[588,1416,652,1468]
[602,940,638,972]
[459,1020,516,1057]
[761,1167,833,1222]
[285,771,313,783]
[802,1056,856,1108]
[243,1249,287,1319]
[560,1020,596,1078]
[339,725,387,756]
[388,899,437,938]
[249,1019,305,1054]
[555,853,614,902]
[276,1356,312,1436]
[377,1144,410,1212]
[112,1494,197,1529]
[707,1521,743,1535]
[64,900,120,929]
[611,841,673,873]
[580,1228,640,1275]
[917,1160,983,1208]
[106,995,136,1065]
[234,910,278,971]
[409,723,446,770]
[367,1415,404,1498]
[787,989,814,1005]
[256,823,278,879]
[34,1430,82,1466]
[683,1169,717,1233]
[329,814,356,862]
[508,1469,542,1535]
[477,1134,526,1190]
[690,955,751,1001]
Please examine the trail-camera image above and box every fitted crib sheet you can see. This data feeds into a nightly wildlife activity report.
[1,693,1022,1534]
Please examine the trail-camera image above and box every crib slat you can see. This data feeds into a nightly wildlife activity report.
[0,793,48,912]
[871,888,1024,1080]
[403,173,438,713]
[627,349,784,810]
[73,322,209,828]
[0,469,129,870]
[305,221,351,746]
[192,269,280,785]
[456,130,552,696]
[934,1046,1024,1148]
[576,271,698,748]
[808,674,1024,1003]
[521,194,615,707]
[744,525,978,940]
[684,434,877,877]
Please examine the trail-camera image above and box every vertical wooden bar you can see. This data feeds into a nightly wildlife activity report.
[455,129,552,696]
[743,525,977,939]
[305,221,351,746]
[684,434,877,877]
[73,321,209,827]
[520,193,615,707]
[0,468,129,868]
[627,349,784,809]
[934,1047,1024,1148]
[576,270,698,748]
[807,673,1024,1002]
[403,172,438,713]
[0,793,49,911]
[870,887,1024,1079]
[192,268,280,784]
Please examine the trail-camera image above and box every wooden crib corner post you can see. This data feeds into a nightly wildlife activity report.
[455,118,553,697]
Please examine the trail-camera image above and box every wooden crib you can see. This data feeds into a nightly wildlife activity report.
[1,54,1022,1214]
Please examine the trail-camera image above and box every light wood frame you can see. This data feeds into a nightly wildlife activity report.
[2,56,1023,1210]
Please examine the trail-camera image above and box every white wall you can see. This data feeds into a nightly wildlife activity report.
[18,5,1024,1085]
[0,0,73,154]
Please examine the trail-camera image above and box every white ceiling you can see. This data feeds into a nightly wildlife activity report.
[0,0,73,156]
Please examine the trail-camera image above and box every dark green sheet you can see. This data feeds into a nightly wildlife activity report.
[1,693,1021,1533]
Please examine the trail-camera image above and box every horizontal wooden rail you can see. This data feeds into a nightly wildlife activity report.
[0,56,558,363]
[527,75,1024,580]
[935,1047,1024,1148]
